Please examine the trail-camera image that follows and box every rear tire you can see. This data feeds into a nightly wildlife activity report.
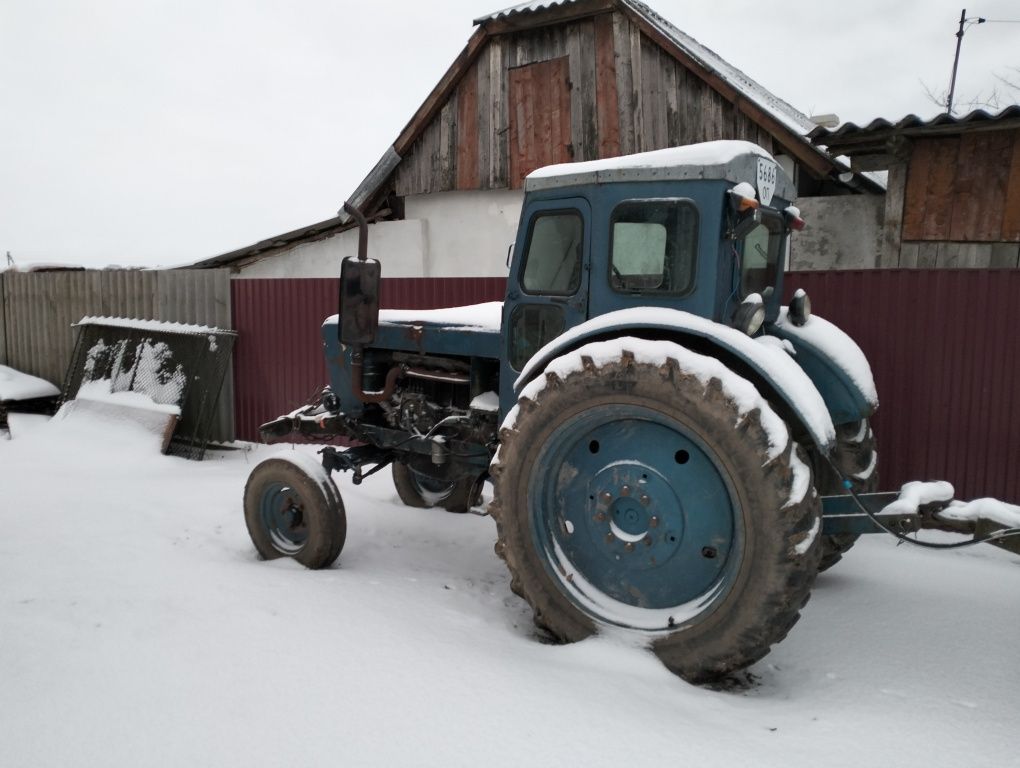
[813,419,878,571]
[490,341,821,683]
[244,456,346,569]
[391,461,483,513]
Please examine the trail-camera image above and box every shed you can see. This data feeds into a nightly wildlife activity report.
[811,105,1020,269]
[197,0,883,277]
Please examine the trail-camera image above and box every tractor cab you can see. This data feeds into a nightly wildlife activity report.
[499,141,804,408]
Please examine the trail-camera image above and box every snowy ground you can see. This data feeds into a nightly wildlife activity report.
[2,411,1017,767]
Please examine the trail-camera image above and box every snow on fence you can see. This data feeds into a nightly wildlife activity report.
[0,269,234,442]
[231,270,1019,504]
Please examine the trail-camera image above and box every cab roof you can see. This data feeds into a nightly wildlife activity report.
[524,140,796,203]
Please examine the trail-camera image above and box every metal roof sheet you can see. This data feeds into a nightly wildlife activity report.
[810,105,1020,143]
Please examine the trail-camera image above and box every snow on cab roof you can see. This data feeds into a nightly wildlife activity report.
[524,140,796,200]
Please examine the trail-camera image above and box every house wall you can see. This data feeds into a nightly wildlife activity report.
[875,129,1020,268]
[395,11,774,197]
[237,220,427,279]
[235,191,523,280]
[789,195,884,270]
[405,189,522,277]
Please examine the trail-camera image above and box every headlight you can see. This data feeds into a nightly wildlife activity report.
[788,289,811,327]
[733,300,766,337]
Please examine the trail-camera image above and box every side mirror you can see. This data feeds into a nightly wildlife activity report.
[339,256,381,345]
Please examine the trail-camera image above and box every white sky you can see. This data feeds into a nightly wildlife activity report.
[2,0,1017,269]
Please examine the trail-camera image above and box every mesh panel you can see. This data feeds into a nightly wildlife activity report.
[63,321,236,460]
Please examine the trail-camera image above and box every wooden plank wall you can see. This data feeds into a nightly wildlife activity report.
[902,129,1020,243]
[395,11,775,196]
[508,56,572,186]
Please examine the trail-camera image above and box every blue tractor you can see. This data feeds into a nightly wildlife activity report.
[243,141,1013,683]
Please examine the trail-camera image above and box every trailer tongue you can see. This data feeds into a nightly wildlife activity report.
[822,482,1020,556]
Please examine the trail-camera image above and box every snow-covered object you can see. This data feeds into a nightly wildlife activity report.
[470,391,499,412]
[514,307,835,447]
[503,337,792,461]
[882,481,955,517]
[324,302,504,332]
[881,481,1020,531]
[940,498,1020,530]
[775,307,879,408]
[528,140,771,181]
[83,339,187,406]
[785,205,802,218]
[0,365,60,401]
[756,336,796,356]
[731,181,757,200]
[76,380,181,416]
[77,316,222,335]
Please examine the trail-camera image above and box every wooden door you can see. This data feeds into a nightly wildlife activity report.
[508,57,572,188]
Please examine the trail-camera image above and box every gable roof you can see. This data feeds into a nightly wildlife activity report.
[195,0,876,269]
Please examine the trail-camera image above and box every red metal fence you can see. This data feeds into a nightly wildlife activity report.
[232,270,1019,502]
[782,269,1020,503]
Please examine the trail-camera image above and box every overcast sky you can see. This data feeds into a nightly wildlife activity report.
[2,0,1017,269]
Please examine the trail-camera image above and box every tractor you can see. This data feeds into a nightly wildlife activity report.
[243,140,1018,683]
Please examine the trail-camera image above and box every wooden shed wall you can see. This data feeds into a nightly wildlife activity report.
[902,128,1020,243]
[394,11,775,197]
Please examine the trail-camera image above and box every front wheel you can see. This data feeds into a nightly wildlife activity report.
[244,455,347,569]
[490,340,822,683]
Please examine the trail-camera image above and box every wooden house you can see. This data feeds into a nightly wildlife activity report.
[197,0,882,277]
[812,105,1020,268]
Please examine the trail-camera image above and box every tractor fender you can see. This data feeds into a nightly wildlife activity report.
[765,308,878,427]
[513,307,837,452]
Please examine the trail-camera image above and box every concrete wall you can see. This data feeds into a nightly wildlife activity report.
[238,219,427,279]
[234,188,885,276]
[789,195,884,271]
[236,189,524,280]
[405,189,523,277]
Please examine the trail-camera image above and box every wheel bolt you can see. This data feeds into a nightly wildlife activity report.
[605,532,615,543]
[649,516,659,528]
[701,546,718,559]
[639,493,651,506]
[625,542,635,553]
[644,536,653,547]
[620,484,632,496]
[594,512,607,522]
[599,491,613,503]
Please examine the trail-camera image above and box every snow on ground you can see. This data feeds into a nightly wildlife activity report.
[1,412,1017,768]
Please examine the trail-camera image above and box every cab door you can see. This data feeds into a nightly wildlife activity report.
[500,197,591,412]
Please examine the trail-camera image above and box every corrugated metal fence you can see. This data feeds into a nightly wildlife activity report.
[783,269,1020,503]
[1,269,235,441]
[232,270,1018,503]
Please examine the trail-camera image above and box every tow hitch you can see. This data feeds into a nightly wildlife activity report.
[822,479,1020,556]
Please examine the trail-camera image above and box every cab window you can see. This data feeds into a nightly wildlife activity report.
[739,214,783,297]
[610,200,698,294]
[520,212,584,295]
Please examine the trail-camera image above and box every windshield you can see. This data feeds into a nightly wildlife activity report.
[738,213,784,297]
